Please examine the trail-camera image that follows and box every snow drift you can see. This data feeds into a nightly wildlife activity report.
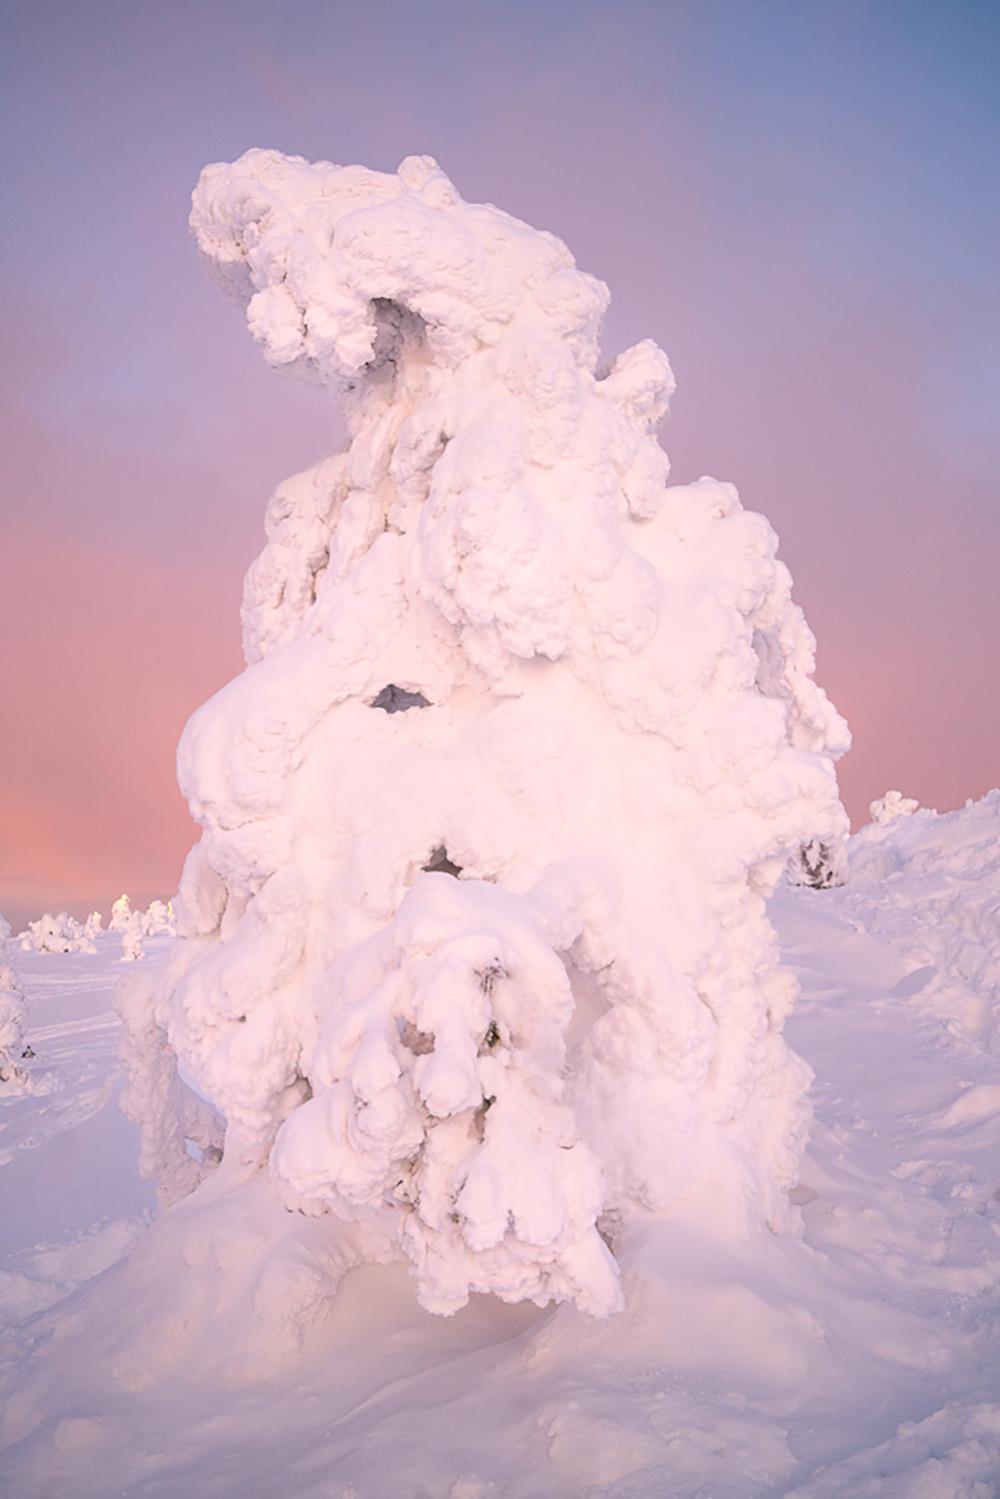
[120,149,848,1324]
[836,790,1000,1048]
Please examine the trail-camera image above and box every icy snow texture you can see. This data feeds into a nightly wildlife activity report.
[123,149,848,1318]
[838,791,1000,1049]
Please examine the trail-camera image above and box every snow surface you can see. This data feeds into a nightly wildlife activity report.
[117,148,849,1327]
[3,801,1000,1494]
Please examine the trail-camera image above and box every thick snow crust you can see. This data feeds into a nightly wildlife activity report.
[120,149,848,1320]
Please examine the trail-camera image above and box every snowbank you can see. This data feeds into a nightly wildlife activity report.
[836,790,1000,1048]
[119,148,847,1328]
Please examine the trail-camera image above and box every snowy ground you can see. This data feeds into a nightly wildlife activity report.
[2,888,1000,1497]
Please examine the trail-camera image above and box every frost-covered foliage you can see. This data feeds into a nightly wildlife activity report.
[121,149,848,1320]
[788,837,846,889]
[0,916,28,1086]
[838,791,1000,1048]
[18,912,95,955]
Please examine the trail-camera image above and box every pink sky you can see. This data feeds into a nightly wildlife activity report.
[2,2,998,929]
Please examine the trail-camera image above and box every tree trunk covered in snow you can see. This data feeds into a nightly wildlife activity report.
[121,150,849,1318]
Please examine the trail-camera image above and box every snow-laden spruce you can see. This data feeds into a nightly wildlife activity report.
[121,149,849,1318]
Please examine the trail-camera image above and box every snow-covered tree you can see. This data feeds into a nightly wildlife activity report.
[120,912,145,962]
[109,894,132,932]
[84,910,104,941]
[120,150,849,1319]
[141,899,175,937]
[19,911,94,955]
[0,917,28,1087]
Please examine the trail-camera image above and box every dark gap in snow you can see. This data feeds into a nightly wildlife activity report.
[371,684,430,713]
[423,846,462,877]
[478,965,506,999]
[364,297,427,377]
[398,1019,434,1055]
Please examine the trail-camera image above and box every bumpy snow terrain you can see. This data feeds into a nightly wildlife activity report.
[2,799,1000,1495]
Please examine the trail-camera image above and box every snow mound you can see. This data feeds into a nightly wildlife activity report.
[839,790,1000,1047]
[117,148,848,1325]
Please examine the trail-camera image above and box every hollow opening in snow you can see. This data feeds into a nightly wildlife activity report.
[371,684,430,713]
[423,847,462,877]
[365,297,426,376]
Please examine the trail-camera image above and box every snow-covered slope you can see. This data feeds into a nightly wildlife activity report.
[3,820,1000,1495]
[836,790,1000,1051]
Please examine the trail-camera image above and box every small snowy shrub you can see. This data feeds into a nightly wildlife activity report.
[789,837,846,889]
[120,150,849,1320]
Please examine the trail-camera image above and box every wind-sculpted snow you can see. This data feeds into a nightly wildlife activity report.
[120,150,848,1321]
[839,790,1000,1049]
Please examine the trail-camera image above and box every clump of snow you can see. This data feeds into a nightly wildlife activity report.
[0,917,28,1087]
[870,789,921,826]
[837,790,1000,1047]
[119,148,848,1322]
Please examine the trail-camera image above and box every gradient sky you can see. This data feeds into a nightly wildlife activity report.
[2,0,998,929]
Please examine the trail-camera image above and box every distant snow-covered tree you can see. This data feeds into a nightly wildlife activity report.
[19,912,94,955]
[870,790,920,826]
[119,150,849,1322]
[141,899,175,937]
[109,894,132,932]
[120,912,145,962]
